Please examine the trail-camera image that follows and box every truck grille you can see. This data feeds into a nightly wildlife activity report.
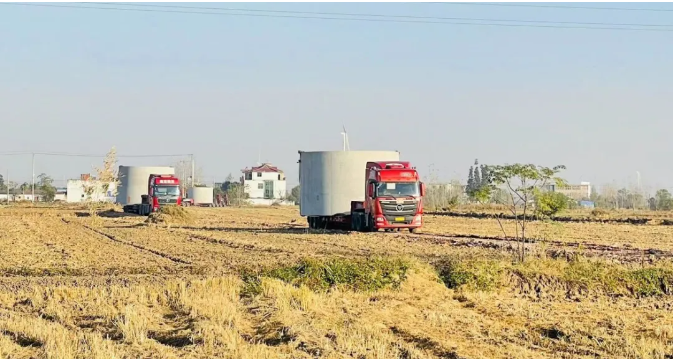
[380,200,418,223]
[158,198,178,205]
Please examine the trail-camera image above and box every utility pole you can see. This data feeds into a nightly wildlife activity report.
[31,153,35,203]
[190,154,195,187]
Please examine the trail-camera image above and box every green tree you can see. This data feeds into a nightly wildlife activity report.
[213,185,224,198]
[480,165,490,186]
[225,182,249,206]
[466,167,475,195]
[37,173,56,202]
[489,163,566,262]
[473,159,481,189]
[535,191,570,217]
[467,159,492,203]
[286,185,300,204]
[222,173,236,192]
[0,174,4,191]
[655,189,673,211]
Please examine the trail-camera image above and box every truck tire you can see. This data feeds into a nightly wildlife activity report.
[368,214,378,232]
[409,228,419,234]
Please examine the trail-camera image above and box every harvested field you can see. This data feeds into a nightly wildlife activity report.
[1,205,673,358]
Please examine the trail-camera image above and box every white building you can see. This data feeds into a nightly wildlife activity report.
[0,193,41,202]
[54,188,67,202]
[544,181,592,201]
[66,179,116,203]
[241,163,291,205]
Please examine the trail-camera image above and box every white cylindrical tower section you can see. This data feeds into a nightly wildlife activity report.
[298,150,400,217]
[116,166,175,205]
[188,187,214,205]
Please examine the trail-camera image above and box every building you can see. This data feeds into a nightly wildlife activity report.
[241,163,290,205]
[54,187,67,202]
[544,181,592,201]
[0,193,44,202]
[66,179,116,203]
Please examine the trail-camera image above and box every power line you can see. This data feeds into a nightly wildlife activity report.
[91,2,673,29]
[446,2,673,12]
[2,2,673,32]
[0,151,191,158]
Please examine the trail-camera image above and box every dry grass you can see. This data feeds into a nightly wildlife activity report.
[446,203,673,220]
[146,206,197,226]
[422,214,673,253]
[1,205,673,358]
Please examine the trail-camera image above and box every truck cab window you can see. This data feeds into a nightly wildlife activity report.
[376,182,420,197]
[153,186,180,197]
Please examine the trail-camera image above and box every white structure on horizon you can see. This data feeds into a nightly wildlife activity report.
[544,181,592,200]
[66,179,116,203]
[241,163,291,205]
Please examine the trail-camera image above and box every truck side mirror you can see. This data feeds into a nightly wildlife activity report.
[420,182,426,197]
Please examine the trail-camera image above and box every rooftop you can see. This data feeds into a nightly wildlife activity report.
[242,163,282,174]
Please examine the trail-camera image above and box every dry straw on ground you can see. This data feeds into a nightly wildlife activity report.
[1,205,673,358]
[145,206,196,226]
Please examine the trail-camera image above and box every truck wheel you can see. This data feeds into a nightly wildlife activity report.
[409,228,419,234]
[368,215,378,232]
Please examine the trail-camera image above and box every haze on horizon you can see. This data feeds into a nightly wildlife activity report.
[0,2,671,192]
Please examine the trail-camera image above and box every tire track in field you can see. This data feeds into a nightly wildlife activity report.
[61,218,192,265]
[409,232,673,262]
[169,228,289,254]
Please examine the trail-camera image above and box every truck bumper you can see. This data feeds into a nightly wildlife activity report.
[373,214,422,229]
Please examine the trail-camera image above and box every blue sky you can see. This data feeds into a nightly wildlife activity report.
[0,2,672,191]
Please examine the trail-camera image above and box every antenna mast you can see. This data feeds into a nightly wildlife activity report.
[341,125,350,151]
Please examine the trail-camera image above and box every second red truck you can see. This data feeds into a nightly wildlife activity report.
[298,150,425,233]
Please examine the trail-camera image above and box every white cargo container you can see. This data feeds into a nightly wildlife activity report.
[187,186,214,206]
[298,150,400,217]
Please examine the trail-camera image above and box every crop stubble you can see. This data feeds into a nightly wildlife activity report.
[1,206,673,358]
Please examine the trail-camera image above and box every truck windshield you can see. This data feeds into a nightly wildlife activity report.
[376,182,419,197]
[154,185,180,197]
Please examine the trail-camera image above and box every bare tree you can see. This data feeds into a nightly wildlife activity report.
[83,146,120,216]
[173,159,204,195]
[424,164,463,211]
[226,182,249,207]
[489,163,567,262]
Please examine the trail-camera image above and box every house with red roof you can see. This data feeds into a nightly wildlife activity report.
[241,163,289,205]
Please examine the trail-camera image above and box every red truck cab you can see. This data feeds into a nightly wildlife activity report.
[363,161,425,232]
[147,174,182,212]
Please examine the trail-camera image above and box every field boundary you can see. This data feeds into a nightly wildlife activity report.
[426,211,657,225]
[410,232,673,263]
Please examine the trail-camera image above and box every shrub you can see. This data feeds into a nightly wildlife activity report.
[241,257,410,295]
[535,191,569,217]
[435,257,504,291]
[591,208,609,217]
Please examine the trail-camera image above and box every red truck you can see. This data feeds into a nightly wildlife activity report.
[352,161,425,233]
[299,151,425,233]
[122,174,183,215]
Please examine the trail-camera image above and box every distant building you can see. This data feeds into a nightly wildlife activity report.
[66,179,116,203]
[544,181,592,201]
[241,163,290,205]
[0,193,43,202]
[579,200,595,208]
[54,187,67,202]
